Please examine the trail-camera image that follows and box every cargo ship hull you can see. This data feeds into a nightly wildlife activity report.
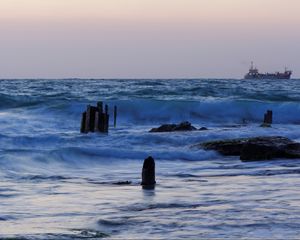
[244,73,292,80]
[244,62,292,80]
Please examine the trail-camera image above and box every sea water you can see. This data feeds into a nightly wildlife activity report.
[1,79,300,239]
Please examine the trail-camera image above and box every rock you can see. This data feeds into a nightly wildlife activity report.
[201,138,248,156]
[241,137,300,161]
[149,121,197,132]
[200,136,300,161]
[199,127,208,131]
[149,124,177,132]
[113,181,132,185]
[173,121,197,131]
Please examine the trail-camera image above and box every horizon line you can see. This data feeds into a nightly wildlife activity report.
[1,77,299,80]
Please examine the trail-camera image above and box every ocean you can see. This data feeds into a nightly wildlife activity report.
[1,79,300,239]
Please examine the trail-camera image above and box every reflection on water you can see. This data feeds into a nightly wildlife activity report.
[2,159,300,239]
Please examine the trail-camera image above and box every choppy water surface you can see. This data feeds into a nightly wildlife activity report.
[1,79,300,239]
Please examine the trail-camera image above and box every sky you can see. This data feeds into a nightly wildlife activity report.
[0,0,299,79]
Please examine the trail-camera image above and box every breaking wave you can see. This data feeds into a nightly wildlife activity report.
[1,97,300,125]
[1,78,300,124]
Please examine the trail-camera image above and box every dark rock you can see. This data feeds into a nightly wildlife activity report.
[200,136,300,161]
[174,121,197,131]
[199,127,208,131]
[149,124,176,132]
[141,156,156,188]
[201,138,248,156]
[150,121,197,132]
[113,181,132,185]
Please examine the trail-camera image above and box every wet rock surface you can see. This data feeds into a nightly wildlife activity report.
[113,181,132,185]
[149,121,199,132]
[200,136,300,161]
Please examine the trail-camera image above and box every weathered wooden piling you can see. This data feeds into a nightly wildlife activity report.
[261,110,273,127]
[105,104,108,115]
[114,106,117,128]
[103,105,109,132]
[90,106,98,132]
[141,156,156,189]
[97,101,103,114]
[264,110,273,124]
[94,111,99,132]
[80,112,87,133]
[85,105,91,133]
[80,101,111,134]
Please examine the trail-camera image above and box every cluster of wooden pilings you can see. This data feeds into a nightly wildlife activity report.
[80,101,117,133]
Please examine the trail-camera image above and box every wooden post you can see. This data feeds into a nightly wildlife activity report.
[85,105,91,133]
[104,105,109,132]
[263,110,272,124]
[102,114,107,133]
[266,110,273,124]
[97,101,103,114]
[97,102,104,132]
[105,105,108,115]
[261,110,272,127]
[94,111,99,132]
[114,106,117,128]
[80,112,87,133]
[99,113,105,132]
[89,106,97,132]
[106,114,109,132]
[141,156,156,189]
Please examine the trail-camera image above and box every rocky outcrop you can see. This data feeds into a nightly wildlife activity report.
[149,121,198,132]
[200,136,300,161]
[201,138,248,156]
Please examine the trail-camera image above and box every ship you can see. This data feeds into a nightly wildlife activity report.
[244,62,292,79]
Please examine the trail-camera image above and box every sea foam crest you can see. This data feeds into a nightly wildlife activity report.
[99,99,300,124]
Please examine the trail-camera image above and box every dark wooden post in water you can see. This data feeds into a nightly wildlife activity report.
[114,106,117,128]
[141,156,156,189]
[265,110,273,124]
[97,101,105,132]
[90,106,98,132]
[94,111,99,132]
[261,110,273,127]
[97,101,103,114]
[80,112,87,133]
[85,105,91,133]
[103,105,109,133]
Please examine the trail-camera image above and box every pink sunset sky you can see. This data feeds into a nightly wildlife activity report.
[0,0,299,78]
